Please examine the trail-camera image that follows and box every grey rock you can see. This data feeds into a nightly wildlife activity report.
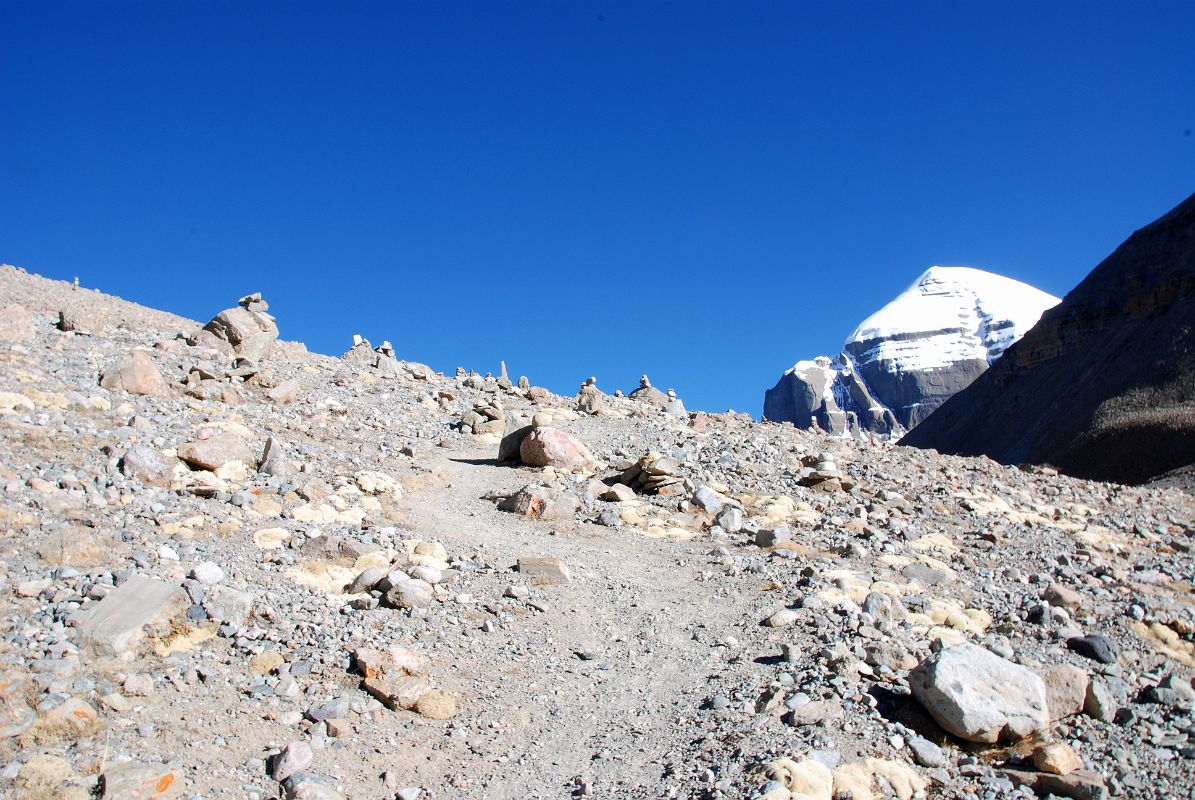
[692,486,722,514]
[77,575,188,659]
[907,734,948,768]
[1066,635,1118,664]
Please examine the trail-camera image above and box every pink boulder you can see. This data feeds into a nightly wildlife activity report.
[519,427,596,470]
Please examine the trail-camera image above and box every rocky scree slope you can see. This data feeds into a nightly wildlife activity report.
[765,267,1059,436]
[0,263,1193,800]
[902,192,1195,486]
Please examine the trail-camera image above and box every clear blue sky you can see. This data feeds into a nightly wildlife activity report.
[3,2,1193,415]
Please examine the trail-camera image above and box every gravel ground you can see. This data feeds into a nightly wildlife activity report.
[0,263,1192,800]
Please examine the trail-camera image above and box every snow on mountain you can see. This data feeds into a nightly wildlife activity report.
[765,266,1061,435]
[845,266,1061,373]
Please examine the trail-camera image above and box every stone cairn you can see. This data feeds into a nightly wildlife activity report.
[576,376,605,414]
[797,450,853,492]
[617,453,687,497]
[628,374,668,408]
[341,335,400,378]
[187,293,279,362]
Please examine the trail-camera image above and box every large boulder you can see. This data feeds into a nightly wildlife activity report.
[902,193,1195,485]
[519,427,596,470]
[99,351,165,395]
[909,644,1050,743]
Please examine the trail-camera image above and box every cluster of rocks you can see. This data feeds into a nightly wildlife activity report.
[186,292,280,362]
[626,374,686,416]
[341,334,403,379]
[616,453,688,496]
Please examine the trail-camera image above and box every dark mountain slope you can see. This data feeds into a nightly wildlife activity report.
[901,192,1195,485]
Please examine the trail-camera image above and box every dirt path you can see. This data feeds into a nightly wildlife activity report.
[396,443,749,798]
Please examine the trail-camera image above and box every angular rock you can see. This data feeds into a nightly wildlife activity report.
[1083,675,1124,722]
[177,432,258,472]
[1038,663,1089,721]
[100,351,165,395]
[202,585,253,627]
[363,675,428,710]
[755,527,792,548]
[715,505,743,532]
[101,762,186,799]
[195,295,279,362]
[1002,768,1107,800]
[120,445,176,486]
[692,485,722,514]
[497,412,532,462]
[517,556,571,585]
[498,486,580,521]
[77,575,188,658]
[272,740,313,781]
[909,644,1050,743]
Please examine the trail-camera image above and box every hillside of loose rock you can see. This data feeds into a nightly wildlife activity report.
[0,263,1193,800]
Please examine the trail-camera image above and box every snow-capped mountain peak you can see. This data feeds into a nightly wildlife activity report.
[845,266,1061,372]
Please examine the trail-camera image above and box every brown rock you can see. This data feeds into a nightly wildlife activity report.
[517,556,572,585]
[363,676,428,710]
[1043,584,1084,611]
[1033,742,1084,775]
[190,295,278,361]
[99,351,165,395]
[518,427,596,470]
[498,486,580,521]
[1039,663,1090,721]
[1002,768,1107,800]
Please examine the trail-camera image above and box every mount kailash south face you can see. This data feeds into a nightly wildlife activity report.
[764,266,1061,436]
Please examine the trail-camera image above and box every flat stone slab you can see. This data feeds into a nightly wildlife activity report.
[102,761,186,799]
[77,576,187,659]
[517,556,571,585]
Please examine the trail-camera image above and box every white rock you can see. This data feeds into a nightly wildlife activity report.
[909,644,1049,743]
[191,561,225,585]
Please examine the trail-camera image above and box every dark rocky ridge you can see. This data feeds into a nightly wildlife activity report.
[902,191,1195,485]
[763,356,899,436]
